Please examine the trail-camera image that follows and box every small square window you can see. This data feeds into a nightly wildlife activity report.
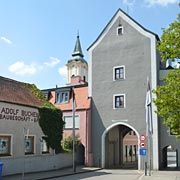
[61,92,69,103]
[117,26,123,36]
[64,115,80,129]
[114,66,125,80]
[0,135,11,156]
[25,136,34,155]
[56,91,69,104]
[114,94,125,109]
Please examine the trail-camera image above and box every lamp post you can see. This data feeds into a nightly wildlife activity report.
[72,87,76,172]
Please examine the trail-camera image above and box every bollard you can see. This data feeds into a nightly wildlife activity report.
[99,159,101,168]
[145,162,147,176]
[73,161,76,172]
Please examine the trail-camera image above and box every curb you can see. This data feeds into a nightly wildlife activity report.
[36,168,102,180]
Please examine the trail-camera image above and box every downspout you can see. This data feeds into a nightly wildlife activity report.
[86,109,88,166]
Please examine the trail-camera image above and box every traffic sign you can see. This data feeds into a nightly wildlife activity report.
[140,142,146,148]
[140,148,146,156]
[140,134,146,141]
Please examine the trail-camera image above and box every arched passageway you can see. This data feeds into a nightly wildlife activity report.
[162,145,178,169]
[102,123,139,169]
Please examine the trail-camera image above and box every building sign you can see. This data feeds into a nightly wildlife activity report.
[0,107,39,122]
[139,148,147,156]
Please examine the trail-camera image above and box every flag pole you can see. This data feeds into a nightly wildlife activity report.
[146,77,153,176]
[72,87,76,172]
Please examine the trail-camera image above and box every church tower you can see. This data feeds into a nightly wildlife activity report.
[66,34,88,85]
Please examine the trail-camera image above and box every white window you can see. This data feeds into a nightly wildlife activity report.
[43,92,49,100]
[0,135,12,156]
[117,26,123,36]
[56,91,69,104]
[25,136,35,155]
[113,94,126,109]
[64,115,80,129]
[72,64,76,76]
[41,136,49,154]
[83,65,86,81]
[44,94,48,99]
[113,66,125,80]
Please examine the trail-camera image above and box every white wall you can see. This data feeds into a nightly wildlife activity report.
[1,153,73,176]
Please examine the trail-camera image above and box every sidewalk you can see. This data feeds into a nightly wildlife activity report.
[2,167,180,180]
[2,166,101,180]
[140,170,180,180]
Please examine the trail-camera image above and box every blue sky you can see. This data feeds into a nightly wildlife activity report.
[0,0,179,89]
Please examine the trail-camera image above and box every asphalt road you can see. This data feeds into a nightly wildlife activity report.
[50,169,143,180]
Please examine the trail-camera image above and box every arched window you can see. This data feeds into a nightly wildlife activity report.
[72,64,75,76]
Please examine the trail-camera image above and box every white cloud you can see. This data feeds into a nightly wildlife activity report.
[58,66,67,77]
[44,57,60,67]
[8,61,37,76]
[0,36,13,45]
[8,57,60,76]
[145,0,179,6]
[8,57,62,77]
[123,0,135,6]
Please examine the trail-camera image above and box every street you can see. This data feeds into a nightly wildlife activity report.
[50,169,143,180]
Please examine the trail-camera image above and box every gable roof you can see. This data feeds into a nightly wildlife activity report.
[0,76,43,107]
[87,8,159,50]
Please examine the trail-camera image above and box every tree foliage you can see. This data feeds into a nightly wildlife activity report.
[153,69,180,139]
[24,83,64,153]
[39,107,64,153]
[154,8,180,139]
[62,135,80,152]
[24,83,54,108]
[157,13,180,62]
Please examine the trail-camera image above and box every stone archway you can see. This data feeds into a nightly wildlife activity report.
[101,122,140,170]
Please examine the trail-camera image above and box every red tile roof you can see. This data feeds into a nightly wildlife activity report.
[51,86,91,111]
[0,76,43,107]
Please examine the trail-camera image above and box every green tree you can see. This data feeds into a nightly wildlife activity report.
[153,69,180,139]
[154,8,180,139]
[62,135,80,152]
[157,13,180,62]
[25,83,64,153]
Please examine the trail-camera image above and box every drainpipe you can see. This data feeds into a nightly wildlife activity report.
[86,109,88,166]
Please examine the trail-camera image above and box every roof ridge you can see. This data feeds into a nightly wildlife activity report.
[41,83,88,91]
[0,76,25,85]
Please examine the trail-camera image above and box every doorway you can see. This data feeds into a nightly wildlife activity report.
[162,145,178,169]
